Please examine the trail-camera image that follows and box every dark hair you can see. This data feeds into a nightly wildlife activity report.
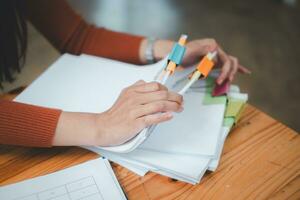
[0,0,27,87]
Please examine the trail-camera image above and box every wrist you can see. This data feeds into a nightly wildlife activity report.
[94,112,111,146]
[139,38,175,64]
[139,37,158,64]
[139,38,148,64]
[53,112,100,146]
[153,39,174,61]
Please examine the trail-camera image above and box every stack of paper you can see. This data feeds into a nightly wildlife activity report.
[86,74,248,184]
[15,54,248,184]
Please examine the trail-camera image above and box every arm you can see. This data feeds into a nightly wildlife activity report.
[27,0,249,81]
[0,82,182,147]
[0,100,61,147]
[53,81,183,146]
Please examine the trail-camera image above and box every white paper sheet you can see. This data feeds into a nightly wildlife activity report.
[115,149,210,184]
[0,158,126,200]
[86,147,208,184]
[229,85,240,93]
[227,92,248,101]
[208,126,231,171]
[106,156,149,176]
[15,54,166,113]
[140,92,225,156]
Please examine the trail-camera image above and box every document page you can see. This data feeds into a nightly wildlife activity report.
[0,158,126,200]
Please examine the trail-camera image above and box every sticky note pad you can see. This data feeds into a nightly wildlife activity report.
[205,76,215,87]
[212,80,230,97]
[234,103,246,123]
[223,117,235,128]
[203,87,227,105]
[225,99,246,118]
[202,78,227,105]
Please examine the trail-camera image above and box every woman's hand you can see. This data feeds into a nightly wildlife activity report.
[53,80,183,147]
[150,38,251,84]
[96,80,183,146]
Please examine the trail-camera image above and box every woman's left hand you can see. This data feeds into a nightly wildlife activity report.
[152,38,251,84]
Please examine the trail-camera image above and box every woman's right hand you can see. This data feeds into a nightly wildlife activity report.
[96,80,183,146]
[53,80,183,147]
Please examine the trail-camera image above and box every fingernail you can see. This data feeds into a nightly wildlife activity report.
[178,106,184,112]
[165,112,173,118]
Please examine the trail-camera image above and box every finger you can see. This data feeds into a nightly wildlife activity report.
[228,56,239,82]
[121,80,145,95]
[134,82,168,93]
[215,46,228,64]
[138,112,173,127]
[216,59,231,84]
[133,80,146,85]
[137,90,183,105]
[136,101,183,117]
[195,38,218,55]
[238,65,251,74]
[124,80,145,92]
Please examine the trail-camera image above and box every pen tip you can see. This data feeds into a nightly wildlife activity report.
[211,51,217,58]
[178,34,188,45]
[180,34,188,40]
[207,51,217,60]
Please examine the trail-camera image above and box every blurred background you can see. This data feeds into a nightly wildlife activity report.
[1,0,299,131]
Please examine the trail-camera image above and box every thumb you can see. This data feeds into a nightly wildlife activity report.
[133,80,146,85]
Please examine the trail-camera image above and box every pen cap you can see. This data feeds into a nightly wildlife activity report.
[166,62,177,74]
[196,56,215,78]
[178,34,188,46]
[167,43,186,65]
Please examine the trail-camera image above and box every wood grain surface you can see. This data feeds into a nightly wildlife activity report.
[0,95,299,200]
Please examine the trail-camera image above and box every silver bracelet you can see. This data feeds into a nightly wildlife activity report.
[145,37,157,64]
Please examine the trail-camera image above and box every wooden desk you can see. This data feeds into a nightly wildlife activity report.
[0,95,299,199]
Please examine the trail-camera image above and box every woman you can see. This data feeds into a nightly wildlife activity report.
[0,0,250,147]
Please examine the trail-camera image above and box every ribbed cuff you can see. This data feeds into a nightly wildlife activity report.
[0,100,62,147]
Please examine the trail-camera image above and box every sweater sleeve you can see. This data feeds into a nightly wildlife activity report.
[0,1,144,147]
[27,0,144,64]
[0,100,62,147]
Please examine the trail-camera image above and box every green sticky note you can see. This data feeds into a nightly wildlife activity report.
[225,98,246,118]
[223,117,235,128]
[203,87,227,105]
[234,104,246,123]
[205,76,215,87]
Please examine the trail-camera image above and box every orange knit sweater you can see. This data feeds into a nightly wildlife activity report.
[0,0,144,147]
